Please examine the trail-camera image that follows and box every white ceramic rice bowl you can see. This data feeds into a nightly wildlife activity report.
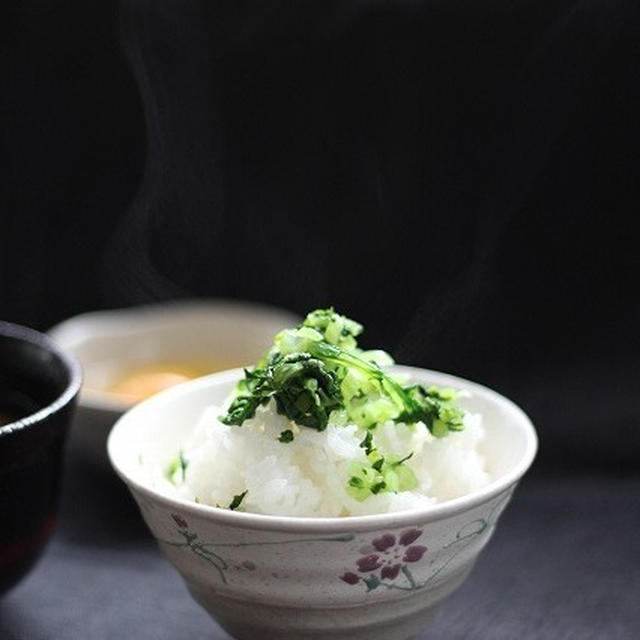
[108,366,537,640]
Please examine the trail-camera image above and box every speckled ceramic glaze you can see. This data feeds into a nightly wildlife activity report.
[0,322,81,595]
[109,367,537,640]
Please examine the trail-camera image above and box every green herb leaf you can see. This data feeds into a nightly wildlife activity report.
[221,352,343,431]
[360,431,374,454]
[370,481,387,495]
[228,490,248,511]
[167,450,188,486]
[220,393,264,426]
[393,452,414,466]
[278,429,294,443]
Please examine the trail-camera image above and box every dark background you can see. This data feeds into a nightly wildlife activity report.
[1,1,639,638]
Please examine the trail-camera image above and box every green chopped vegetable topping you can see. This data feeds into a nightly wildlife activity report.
[228,490,248,511]
[219,307,467,501]
[168,450,188,486]
[360,431,374,455]
[345,443,418,501]
[221,353,342,431]
[278,429,295,443]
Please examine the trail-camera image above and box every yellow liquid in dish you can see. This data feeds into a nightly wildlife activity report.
[106,360,234,403]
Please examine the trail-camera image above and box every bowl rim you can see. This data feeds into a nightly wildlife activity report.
[47,298,301,344]
[108,366,537,533]
[0,321,83,437]
[48,298,300,413]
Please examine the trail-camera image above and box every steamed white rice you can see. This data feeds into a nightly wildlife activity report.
[155,398,490,517]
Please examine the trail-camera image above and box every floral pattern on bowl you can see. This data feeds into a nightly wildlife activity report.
[341,528,428,591]
[136,486,512,607]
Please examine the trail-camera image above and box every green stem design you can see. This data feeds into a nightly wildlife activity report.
[376,581,415,592]
[157,530,356,586]
[363,496,512,594]
[160,530,229,584]
[442,518,488,549]
[401,565,417,589]
[200,533,354,550]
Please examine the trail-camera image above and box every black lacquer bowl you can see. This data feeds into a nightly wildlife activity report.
[0,322,81,595]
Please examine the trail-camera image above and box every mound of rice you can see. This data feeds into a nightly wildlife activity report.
[156,398,490,517]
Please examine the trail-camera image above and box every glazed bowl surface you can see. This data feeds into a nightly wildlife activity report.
[0,321,81,595]
[108,366,537,640]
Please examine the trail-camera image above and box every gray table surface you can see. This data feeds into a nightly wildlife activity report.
[1,453,638,640]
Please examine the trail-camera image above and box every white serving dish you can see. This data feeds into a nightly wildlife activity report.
[49,300,299,465]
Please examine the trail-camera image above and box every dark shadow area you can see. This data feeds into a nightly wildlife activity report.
[57,452,151,548]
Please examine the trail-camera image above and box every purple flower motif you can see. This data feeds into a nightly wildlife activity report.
[372,534,396,552]
[399,528,422,546]
[340,528,427,590]
[380,564,402,580]
[171,514,188,529]
[357,554,382,572]
[340,572,360,585]
[403,545,427,563]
